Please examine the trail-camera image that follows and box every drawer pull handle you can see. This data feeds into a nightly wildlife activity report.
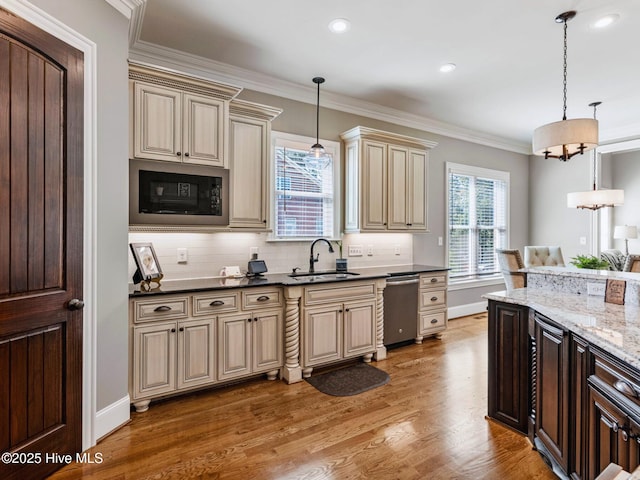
[154,305,172,312]
[256,295,270,302]
[430,296,438,302]
[430,318,438,324]
[209,300,225,307]
[614,379,639,398]
[430,278,438,283]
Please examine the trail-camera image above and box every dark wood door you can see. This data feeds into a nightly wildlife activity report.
[534,313,570,474]
[0,8,84,480]
[487,300,530,434]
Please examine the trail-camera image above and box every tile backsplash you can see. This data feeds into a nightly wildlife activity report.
[127,232,413,282]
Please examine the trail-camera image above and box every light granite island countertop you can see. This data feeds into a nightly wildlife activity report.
[484,288,640,371]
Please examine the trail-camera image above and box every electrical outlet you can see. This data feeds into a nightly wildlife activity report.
[438,236,443,247]
[394,244,400,255]
[177,248,188,263]
[579,236,587,245]
[348,244,363,257]
[249,247,259,258]
[587,282,606,296]
[367,245,374,256]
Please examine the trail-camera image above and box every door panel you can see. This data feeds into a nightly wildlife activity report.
[0,8,84,480]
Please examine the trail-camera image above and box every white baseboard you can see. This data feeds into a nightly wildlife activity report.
[448,301,488,319]
[95,395,130,441]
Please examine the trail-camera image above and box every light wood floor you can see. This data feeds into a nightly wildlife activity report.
[49,314,555,480]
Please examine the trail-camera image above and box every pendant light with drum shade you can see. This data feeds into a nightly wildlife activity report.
[567,101,624,210]
[532,11,598,161]
[306,76,332,169]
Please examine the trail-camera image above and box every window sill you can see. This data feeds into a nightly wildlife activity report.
[448,276,504,291]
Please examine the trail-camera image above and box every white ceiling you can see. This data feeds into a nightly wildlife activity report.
[130,0,640,153]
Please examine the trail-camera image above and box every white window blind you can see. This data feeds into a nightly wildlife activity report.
[447,163,509,280]
[272,132,340,239]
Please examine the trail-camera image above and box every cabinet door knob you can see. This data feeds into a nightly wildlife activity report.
[406,223,412,226]
[170,328,176,333]
[338,309,343,313]
[254,318,258,322]
[210,300,225,307]
[345,308,350,312]
[247,318,252,323]
[154,305,172,312]
[176,151,181,156]
[256,295,270,302]
[184,152,190,157]
[179,327,184,332]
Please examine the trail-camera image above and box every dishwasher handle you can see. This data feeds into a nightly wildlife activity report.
[386,275,420,286]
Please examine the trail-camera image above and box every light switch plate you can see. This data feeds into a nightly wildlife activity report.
[177,248,188,263]
[348,245,363,256]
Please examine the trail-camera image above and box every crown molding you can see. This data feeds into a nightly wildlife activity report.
[129,39,531,154]
[103,0,144,20]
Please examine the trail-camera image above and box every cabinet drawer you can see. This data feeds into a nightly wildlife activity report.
[193,292,239,315]
[419,289,446,310]
[242,288,283,309]
[134,297,189,323]
[420,274,447,288]
[592,346,640,410]
[419,311,446,334]
[304,282,376,306]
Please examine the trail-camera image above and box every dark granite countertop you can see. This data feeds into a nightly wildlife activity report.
[128,264,448,297]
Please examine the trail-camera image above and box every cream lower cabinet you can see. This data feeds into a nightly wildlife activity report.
[132,317,215,411]
[130,287,283,412]
[416,271,448,342]
[218,308,282,381]
[301,281,378,377]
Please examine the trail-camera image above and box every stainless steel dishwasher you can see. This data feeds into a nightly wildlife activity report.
[383,274,419,347]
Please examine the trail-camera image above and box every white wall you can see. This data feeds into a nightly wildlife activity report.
[529,153,593,261]
[28,0,130,415]
[611,150,640,253]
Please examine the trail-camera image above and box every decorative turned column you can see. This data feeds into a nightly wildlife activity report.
[374,278,387,361]
[282,286,303,383]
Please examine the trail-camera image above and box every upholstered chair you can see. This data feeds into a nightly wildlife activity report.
[524,246,565,268]
[601,249,626,271]
[496,249,526,290]
[623,254,640,272]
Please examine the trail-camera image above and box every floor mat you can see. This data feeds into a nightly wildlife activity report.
[305,363,390,396]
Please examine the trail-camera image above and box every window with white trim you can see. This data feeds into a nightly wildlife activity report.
[446,162,509,281]
[271,132,340,239]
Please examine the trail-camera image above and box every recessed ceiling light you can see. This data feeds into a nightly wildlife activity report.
[439,63,456,73]
[592,13,620,29]
[328,18,351,34]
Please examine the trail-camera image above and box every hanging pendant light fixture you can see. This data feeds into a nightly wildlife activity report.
[567,101,624,210]
[306,76,332,169]
[533,11,599,161]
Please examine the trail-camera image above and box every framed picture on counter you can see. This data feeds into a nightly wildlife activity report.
[130,242,163,283]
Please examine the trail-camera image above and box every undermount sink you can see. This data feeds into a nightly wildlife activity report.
[288,271,360,281]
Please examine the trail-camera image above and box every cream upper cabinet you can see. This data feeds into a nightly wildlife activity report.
[129,63,241,167]
[340,126,437,232]
[228,100,282,228]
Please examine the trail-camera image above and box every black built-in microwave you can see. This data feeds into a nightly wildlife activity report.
[129,159,229,226]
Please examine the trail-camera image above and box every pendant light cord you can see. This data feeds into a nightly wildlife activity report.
[316,80,320,144]
[562,19,568,121]
[590,101,601,190]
